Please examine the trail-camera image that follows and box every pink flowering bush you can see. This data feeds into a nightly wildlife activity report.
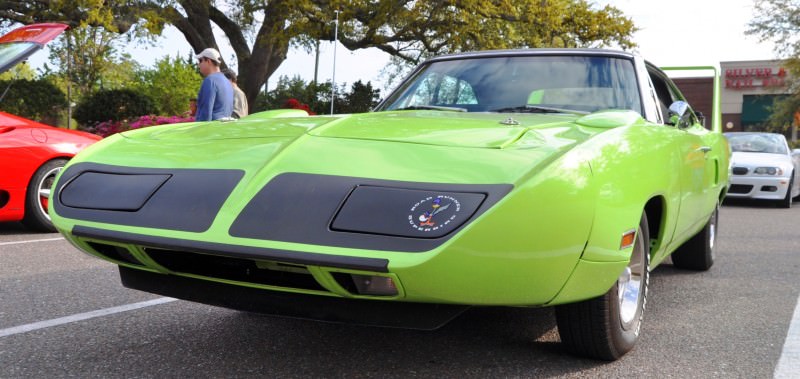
[90,114,195,137]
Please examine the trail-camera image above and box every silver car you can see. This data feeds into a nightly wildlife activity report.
[725,132,800,207]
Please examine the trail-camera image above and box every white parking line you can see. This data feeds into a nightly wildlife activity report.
[775,293,800,378]
[0,297,177,338]
[0,237,65,246]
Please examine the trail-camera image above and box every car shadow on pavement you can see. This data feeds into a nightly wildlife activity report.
[0,221,60,236]
[722,198,793,209]
[226,304,613,376]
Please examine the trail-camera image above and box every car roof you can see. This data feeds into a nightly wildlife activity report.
[424,48,638,63]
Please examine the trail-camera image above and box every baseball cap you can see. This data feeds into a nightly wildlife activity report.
[196,48,221,63]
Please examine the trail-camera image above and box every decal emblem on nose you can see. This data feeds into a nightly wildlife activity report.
[408,195,461,232]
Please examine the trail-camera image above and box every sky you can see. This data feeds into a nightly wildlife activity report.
[260,0,779,89]
[27,0,780,92]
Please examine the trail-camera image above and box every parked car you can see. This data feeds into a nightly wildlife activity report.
[50,49,729,360]
[724,132,800,207]
[0,23,101,232]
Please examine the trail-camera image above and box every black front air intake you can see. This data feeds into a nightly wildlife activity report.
[144,248,326,292]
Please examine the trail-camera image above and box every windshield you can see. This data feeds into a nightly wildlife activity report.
[378,55,643,114]
[726,133,788,154]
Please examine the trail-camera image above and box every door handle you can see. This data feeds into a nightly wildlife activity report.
[697,146,712,153]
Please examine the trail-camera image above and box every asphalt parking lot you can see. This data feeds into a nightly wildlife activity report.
[1,202,799,378]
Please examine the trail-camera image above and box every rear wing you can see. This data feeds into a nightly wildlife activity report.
[660,66,721,133]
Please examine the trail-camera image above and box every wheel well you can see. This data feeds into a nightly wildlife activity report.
[643,197,664,253]
[24,157,71,203]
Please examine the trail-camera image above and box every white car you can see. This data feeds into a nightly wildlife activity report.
[725,132,800,207]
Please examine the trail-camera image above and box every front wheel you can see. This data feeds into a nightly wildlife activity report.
[778,176,793,208]
[22,159,67,232]
[671,202,718,271]
[555,213,650,360]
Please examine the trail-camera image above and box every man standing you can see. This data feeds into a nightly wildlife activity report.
[222,68,248,118]
[194,48,233,121]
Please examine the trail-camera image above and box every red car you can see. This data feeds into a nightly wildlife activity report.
[0,23,101,231]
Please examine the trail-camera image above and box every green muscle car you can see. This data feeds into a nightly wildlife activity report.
[51,49,729,360]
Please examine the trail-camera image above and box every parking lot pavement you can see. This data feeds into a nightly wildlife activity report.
[1,203,799,378]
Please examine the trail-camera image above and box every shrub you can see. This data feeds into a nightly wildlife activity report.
[88,114,195,137]
[74,89,158,128]
[0,79,67,124]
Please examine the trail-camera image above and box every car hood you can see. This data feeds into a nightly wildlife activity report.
[94,109,643,185]
[125,109,641,149]
[730,151,792,167]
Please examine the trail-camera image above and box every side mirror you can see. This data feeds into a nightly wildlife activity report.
[667,101,692,128]
[793,149,800,156]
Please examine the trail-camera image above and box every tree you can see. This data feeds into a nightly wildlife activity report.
[254,75,331,114]
[254,75,380,115]
[134,54,203,116]
[0,61,36,81]
[43,25,140,100]
[0,78,67,124]
[1,0,637,111]
[338,80,381,113]
[747,0,800,129]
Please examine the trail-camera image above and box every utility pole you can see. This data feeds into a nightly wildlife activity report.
[66,29,72,130]
[313,40,320,85]
[330,10,339,115]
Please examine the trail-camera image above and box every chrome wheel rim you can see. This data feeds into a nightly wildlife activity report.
[36,166,62,221]
[618,227,646,330]
[708,206,717,256]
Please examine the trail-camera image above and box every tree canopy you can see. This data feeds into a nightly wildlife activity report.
[747,0,800,129]
[1,0,637,109]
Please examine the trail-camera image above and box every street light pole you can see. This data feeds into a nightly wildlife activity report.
[330,10,339,115]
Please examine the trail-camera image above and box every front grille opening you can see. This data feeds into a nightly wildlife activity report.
[87,242,143,266]
[144,248,326,291]
[728,184,753,194]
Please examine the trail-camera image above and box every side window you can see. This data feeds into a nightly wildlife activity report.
[647,69,697,127]
[648,70,676,123]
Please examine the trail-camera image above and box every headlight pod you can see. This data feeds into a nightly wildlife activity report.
[60,172,171,211]
[331,186,487,238]
[753,167,783,176]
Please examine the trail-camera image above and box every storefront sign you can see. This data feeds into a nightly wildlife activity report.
[725,67,787,89]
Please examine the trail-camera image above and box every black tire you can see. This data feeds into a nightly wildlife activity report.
[555,213,650,361]
[778,177,793,208]
[21,159,68,232]
[671,202,718,271]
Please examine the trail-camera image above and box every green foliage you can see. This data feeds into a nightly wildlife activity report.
[73,88,158,127]
[0,0,638,119]
[0,78,67,124]
[0,62,36,81]
[254,76,381,115]
[255,75,332,114]
[45,25,140,100]
[747,1,800,130]
[337,81,382,114]
[747,0,800,59]
[133,55,202,116]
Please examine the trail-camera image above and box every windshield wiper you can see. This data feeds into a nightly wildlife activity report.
[395,105,468,112]
[490,105,587,115]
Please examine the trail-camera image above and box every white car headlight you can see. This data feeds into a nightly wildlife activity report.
[753,167,783,175]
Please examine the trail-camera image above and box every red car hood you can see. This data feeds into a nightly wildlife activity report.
[0,111,100,140]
